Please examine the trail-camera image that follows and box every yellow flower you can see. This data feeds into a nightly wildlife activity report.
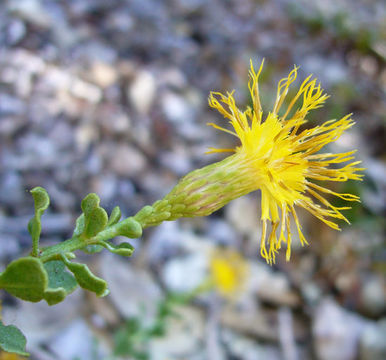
[209,248,248,297]
[206,60,363,263]
[139,60,363,264]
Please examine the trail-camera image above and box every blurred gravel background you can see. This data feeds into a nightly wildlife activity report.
[0,0,385,359]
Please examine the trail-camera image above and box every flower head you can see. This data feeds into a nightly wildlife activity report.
[141,60,364,264]
[206,60,363,263]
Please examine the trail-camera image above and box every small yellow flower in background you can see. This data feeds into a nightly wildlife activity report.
[144,60,364,265]
[209,248,249,298]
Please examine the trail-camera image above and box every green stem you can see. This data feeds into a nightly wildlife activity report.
[40,221,125,263]
[31,235,39,257]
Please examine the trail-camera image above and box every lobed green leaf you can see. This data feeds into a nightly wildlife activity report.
[81,193,100,217]
[73,213,85,237]
[43,260,78,305]
[100,241,134,257]
[30,186,50,213]
[0,321,29,356]
[117,218,142,238]
[28,187,50,253]
[0,257,47,302]
[107,206,122,226]
[84,207,108,238]
[61,256,109,297]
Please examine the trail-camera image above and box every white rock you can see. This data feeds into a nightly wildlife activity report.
[313,298,369,360]
[100,253,162,324]
[108,144,147,177]
[162,252,208,293]
[359,319,386,360]
[161,91,194,123]
[360,275,386,316]
[128,70,156,114]
[49,319,108,360]
[70,78,102,103]
[149,305,205,360]
[222,328,282,360]
[2,290,82,346]
[90,62,118,88]
[225,196,260,237]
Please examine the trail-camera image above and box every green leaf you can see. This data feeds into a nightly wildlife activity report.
[0,257,48,302]
[73,213,85,237]
[84,207,108,238]
[81,193,100,217]
[0,321,29,356]
[108,206,122,226]
[100,241,134,257]
[30,186,50,212]
[43,288,67,306]
[61,256,109,297]
[117,218,142,238]
[43,260,78,305]
[28,187,50,255]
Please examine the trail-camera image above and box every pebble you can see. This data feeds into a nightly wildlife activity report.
[128,69,156,115]
[100,253,162,323]
[8,0,52,27]
[49,319,108,360]
[107,144,147,177]
[89,62,118,88]
[2,291,83,346]
[0,171,24,206]
[248,262,301,307]
[161,91,194,124]
[312,298,369,360]
[0,234,21,260]
[148,305,206,360]
[360,274,386,317]
[162,252,208,293]
[0,93,25,115]
[6,19,26,45]
[159,148,193,176]
[222,328,282,360]
[359,318,386,360]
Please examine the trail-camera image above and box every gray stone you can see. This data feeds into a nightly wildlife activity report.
[108,144,147,177]
[313,298,369,360]
[148,305,206,360]
[162,252,208,293]
[0,171,24,206]
[360,274,386,316]
[89,61,118,88]
[222,329,282,360]
[6,19,26,44]
[49,319,108,360]
[161,91,194,124]
[0,93,25,115]
[360,319,386,360]
[128,69,156,114]
[159,149,192,176]
[0,234,21,259]
[2,290,83,346]
[100,252,162,323]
